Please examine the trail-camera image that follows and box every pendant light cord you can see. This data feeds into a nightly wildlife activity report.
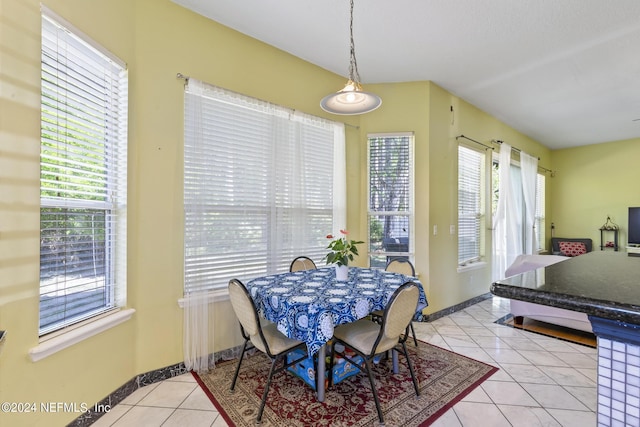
[348,0,362,87]
[319,0,382,114]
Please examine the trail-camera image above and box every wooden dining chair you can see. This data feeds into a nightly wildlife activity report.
[329,281,421,425]
[371,259,421,346]
[228,279,308,423]
[289,255,317,272]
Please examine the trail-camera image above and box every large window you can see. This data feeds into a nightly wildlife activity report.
[40,10,128,335]
[458,145,485,265]
[367,133,414,268]
[183,79,344,293]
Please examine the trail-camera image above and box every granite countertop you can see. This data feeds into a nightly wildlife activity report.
[491,251,640,325]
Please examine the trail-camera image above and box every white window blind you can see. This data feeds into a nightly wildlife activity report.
[367,133,414,268]
[40,10,128,335]
[183,79,345,293]
[458,146,484,265]
[535,173,545,252]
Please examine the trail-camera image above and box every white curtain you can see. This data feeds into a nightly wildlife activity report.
[183,291,211,373]
[510,164,524,260]
[520,152,539,254]
[181,78,345,371]
[182,79,211,372]
[492,144,540,280]
[492,143,512,281]
[333,125,347,233]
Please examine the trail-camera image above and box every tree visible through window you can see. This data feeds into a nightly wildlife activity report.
[368,133,414,268]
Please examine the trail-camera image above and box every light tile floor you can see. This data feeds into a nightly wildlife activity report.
[92,296,597,426]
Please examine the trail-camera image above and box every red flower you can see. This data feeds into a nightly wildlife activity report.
[339,229,348,235]
[326,234,334,239]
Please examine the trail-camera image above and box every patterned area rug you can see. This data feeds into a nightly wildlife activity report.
[194,342,498,426]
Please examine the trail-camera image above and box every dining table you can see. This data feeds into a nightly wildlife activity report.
[245,265,428,402]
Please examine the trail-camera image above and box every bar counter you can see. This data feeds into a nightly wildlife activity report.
[491,251,640,325]
[491,251,640,426]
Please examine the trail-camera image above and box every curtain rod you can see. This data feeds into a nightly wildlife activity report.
[176,72,360,129]
[492,139,555,175]
[455,135,494,150]
[538,165,554,175]
[491,139,538,159]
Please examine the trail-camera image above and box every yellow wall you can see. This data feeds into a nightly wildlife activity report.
[0,0,561,425]
[0,0,351,425]
[426,87,553,313]
[357,81,431,270]
[1,1,139,426]
[346,78,553,314]
[550,138,640,246]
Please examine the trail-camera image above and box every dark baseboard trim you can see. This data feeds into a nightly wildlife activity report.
[67,346,245,426]
[421,292,493,322]
[67,362,188,426]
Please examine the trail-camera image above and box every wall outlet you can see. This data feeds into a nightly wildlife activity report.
[433,225,438,235]
[450,225,456,235]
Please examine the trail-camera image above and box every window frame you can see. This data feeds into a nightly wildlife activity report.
[367,132,415,268]
[458,144,487,266]
[39,8,128,337]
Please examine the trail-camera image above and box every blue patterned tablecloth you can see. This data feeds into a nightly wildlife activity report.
[245,266,428,356]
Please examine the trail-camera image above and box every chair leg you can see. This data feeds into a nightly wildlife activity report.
[401,341,420,396]
[328,341,337,388]
[230,339,249,391]
[363,358,385,425]
[410,322,418,346]
[257,356,279,422]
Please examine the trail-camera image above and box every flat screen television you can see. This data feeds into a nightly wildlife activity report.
[628,207,640,247]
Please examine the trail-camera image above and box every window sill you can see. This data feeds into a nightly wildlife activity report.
[29,308,135,362]
[457,261,487,273]
[177,289,229,308]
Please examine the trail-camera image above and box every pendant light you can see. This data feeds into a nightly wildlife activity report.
[320,0,381,115]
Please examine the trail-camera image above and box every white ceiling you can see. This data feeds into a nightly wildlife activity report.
[172,0,640,149]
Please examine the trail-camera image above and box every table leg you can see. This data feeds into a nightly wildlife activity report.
[316,344,326,402]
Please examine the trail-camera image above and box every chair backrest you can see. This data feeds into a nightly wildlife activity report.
[385,258,415,277]
[228,279,261,337]
[374,281,419,353]
[289,256,317,272]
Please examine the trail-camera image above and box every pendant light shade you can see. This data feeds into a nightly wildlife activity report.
[320,0,381,115]
[320,81,382,115]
